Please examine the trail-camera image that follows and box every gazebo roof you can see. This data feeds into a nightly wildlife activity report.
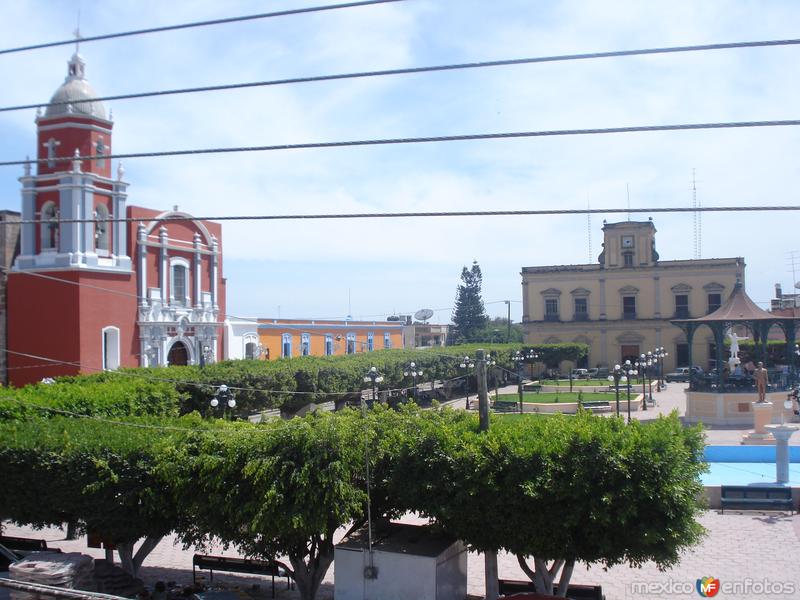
[674,281,778,324]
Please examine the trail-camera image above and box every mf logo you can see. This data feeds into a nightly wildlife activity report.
[696,576,721,597]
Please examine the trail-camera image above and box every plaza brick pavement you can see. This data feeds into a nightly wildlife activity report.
[5,383,800,600]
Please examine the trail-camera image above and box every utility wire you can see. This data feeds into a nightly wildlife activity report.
[0,0,406,56]
[5,37,800,114]
[4,119,799,169]
[2,204,799,227]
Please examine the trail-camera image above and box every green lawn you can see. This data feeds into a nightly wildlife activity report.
[496,392,616,404]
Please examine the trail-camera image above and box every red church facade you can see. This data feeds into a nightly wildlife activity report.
[7,52,225,386]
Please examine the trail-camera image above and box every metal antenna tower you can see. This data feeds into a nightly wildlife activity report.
[692,169,701,259]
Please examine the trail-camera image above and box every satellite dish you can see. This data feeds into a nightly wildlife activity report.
[414,308,434,322]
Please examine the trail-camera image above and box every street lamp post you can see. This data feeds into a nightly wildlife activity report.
[653,347,668,390]
[624,360,637,423]
[460,356,475,409]
[363,366,384,408]
[636,354,652,411]
[513,349,539,414]
[361,367,384,576]
[486,354,498,401]
[210,384,236,419]
[607,364,627,418]
[403,362,424,403]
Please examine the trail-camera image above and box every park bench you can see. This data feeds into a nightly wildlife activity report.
[580,400,611,412]
[720,485,793,514]
[192,554,293,598]
[523,383,542,393]
[493,400,518,413]
[499,578,605,600]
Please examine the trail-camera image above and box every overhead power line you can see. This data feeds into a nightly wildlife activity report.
[2,205,799,227]
[3,119,800,169]
[4,37,800,114]
[0,0,406,56]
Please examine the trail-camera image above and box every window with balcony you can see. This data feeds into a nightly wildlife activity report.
[367,332,374,352]
[384,332,392,348]
[573,297,588,321]
[674,294,689,318]
[301,333,310,356]
[346,333,356,354]
[544,298,559,321]
[325,334,334,356]
[622,296,636,319]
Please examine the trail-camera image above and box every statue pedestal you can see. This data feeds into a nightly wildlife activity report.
[742,402,776,445]
[764,424,799,483]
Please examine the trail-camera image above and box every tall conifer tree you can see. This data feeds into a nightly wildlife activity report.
[452,261,488,343]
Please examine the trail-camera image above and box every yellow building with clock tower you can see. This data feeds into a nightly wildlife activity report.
[521,219,744,373]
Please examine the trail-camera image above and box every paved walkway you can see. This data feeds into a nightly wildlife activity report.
[5,508,800,600]
[5,383,798,600]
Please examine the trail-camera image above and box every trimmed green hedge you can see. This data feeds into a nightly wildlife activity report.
[2,343,588,418]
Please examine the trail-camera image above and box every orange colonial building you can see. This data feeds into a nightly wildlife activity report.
[257,319,404,358]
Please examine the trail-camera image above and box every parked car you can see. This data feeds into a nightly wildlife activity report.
[570,368,590,379]
[665,366,703,383]
[586,368,600,378]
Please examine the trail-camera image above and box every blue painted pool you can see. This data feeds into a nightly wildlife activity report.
[702,446,800,486]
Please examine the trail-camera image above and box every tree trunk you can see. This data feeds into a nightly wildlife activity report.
[556,560,575,597]
[517,555,573,597]
[65,521,77,540]
[288,542,335,600]
[116,536,163,578]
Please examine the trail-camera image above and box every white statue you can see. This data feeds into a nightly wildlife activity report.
[727,329,748,366]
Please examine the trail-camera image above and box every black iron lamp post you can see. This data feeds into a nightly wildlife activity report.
[403,361,423,403]
[607,364,626,417]
[363,366,384,408]
[460,356,475,409]
[210,384,236,418]
[636,354,652,411]
[624,360,637,423]
[653,347,668,390]
[513,349,539,414]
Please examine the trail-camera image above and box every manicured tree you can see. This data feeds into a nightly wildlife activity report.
[387,410,706,597]
[452,261,488,343]
[160,410,377,600]
[0,416,186,577]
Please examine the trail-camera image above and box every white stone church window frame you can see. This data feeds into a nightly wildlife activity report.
[101,326,121,371]
[170,257,191,307]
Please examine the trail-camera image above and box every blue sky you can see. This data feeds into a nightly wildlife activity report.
[1,0,799,323]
